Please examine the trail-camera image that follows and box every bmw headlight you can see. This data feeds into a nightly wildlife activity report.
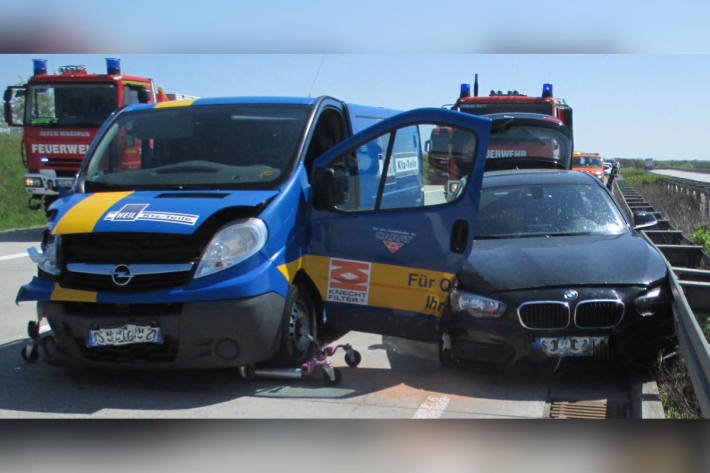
[634,286,663,317]
[28,234,61,276]
[195,218,268,279]
[450,289,506,318]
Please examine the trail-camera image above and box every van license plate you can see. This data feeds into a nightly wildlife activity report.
[533,336,608,357]
[88,324,163,347]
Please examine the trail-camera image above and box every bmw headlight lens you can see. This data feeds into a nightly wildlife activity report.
[450,289,506,318]
[195,218,268,278]
[28,234,61,276]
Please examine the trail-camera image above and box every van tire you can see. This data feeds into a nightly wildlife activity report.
[277,285,317,366]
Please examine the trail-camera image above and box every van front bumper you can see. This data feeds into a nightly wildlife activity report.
[37,292,286,369]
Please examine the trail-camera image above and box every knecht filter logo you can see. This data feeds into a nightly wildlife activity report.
[327,258,372,305]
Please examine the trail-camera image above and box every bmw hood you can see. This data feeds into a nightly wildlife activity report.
[459,233,668,293]
[48,189,279,235]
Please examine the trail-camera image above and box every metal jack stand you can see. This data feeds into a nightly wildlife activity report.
[239,335,362,385]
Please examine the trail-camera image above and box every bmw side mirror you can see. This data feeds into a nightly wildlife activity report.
[633,210,657,230]
[313,167,337,211]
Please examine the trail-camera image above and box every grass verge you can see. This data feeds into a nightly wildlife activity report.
[0,133,47,231]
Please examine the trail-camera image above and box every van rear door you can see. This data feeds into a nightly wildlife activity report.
[307,108,491,341]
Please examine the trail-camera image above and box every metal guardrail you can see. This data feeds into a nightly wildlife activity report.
[614,179,710,417]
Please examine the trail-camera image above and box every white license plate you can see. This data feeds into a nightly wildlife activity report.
[56,178,74,188]
[88,324,163,347]
[533,336,608,357]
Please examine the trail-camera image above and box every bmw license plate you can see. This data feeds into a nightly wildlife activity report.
[532,336,608,357]
[88,324,163,347]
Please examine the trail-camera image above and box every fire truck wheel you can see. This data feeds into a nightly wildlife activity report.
[278,285,317,366]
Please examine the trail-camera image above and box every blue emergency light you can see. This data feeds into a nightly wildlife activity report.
[40,157,49,163]
[33,59,48,76]
[106,58,121,75]
[542,83,553,98]
[460,83,471,98]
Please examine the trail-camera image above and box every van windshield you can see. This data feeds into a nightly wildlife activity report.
[84,104,310,191]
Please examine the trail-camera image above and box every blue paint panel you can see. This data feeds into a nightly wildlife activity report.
[90,189,278,234]
[16,277,54,303]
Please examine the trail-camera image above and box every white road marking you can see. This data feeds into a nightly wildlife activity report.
[0,252,28,262]
[412,395,450,419]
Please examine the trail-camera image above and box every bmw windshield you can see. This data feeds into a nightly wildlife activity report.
[83,104,310,191]
[475,183,627,238]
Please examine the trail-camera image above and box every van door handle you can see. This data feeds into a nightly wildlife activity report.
[450,219,469,253]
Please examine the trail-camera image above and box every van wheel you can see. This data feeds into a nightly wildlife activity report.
[278,285,317,366]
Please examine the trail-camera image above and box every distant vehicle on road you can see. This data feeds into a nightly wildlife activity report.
[439,169,675,369]
[572,151,605,182]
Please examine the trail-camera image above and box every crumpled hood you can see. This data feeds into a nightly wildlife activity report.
[49,189,279,235]
[459,233,668,293]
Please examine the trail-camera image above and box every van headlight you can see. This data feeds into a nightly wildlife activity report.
[450,289,506,318]
[195,218,268,278]
[28,234,61,276]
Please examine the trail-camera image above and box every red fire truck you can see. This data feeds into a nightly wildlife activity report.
[3,58,188,211]
[426,76,573,184]
[427,74,572,186]
[454,74,573,130]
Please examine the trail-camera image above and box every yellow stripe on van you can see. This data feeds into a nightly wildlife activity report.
[52,191,133,235]
[279,255,454,317]
[155,99,195,108]
[51,284,97,302]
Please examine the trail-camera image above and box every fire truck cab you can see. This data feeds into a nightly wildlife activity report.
[3,58,162,211]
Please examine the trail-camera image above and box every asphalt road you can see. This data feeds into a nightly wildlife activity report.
[0,227,633,418]
[650,169,710,183]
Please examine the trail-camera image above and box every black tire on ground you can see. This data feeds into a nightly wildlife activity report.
[277,285,317,366]
[345,350,361,368]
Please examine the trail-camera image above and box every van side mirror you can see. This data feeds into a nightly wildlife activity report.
[3,87,12,102]
[138,88,152,104]
[424,139,431,153]
[633,210,657,230]
[313,167,337,211]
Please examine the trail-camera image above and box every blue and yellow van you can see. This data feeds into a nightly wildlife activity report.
[17,96,491,368]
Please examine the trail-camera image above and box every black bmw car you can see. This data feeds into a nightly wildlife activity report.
[439,169,675,368]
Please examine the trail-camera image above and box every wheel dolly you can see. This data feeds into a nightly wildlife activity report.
[238,335,361,385]
[20,318,45,363]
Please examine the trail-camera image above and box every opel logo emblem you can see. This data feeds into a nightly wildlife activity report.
[111,264,133,286]
[564,289,579,300]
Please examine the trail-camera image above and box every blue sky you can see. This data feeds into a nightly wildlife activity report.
[1,3,710,160]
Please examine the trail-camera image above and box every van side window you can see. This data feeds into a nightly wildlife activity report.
[305,108,345,175]
[329,124,478,212]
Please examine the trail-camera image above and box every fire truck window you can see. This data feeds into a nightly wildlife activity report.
[123,86,141,106]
